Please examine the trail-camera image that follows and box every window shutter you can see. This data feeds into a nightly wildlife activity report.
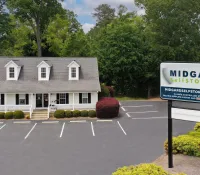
[56,94,60,104]
[88,93,91,103]
[66,93,69,104]
[16,94,19,105]
[26,94,29,105]
[79,93,82,104]
[1,94,4,105]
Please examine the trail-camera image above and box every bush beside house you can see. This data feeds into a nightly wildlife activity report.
[96,97,119,119]
[13,110,24,119]
[112,163,186,175]
[53,110,96,118]
[0,112,5,119]
[5,112,13,119]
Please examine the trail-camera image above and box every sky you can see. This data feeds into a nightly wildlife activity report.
[61,0,144,33]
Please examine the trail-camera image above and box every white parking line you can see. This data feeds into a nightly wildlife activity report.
[117,121,127,135]
[91,122,95,136]
[24,123,37,139]
[96,120,113,122]
[123,105,153,108]
[121,107,126,111]
[128,111,158,114]
[126,113,131,118]
[0,124,6,130]
[0,122,4,124]
[60,122,65,138]
[14,121,31,124]
[42,121,59,124]
[70,120,87,123]
[132,117,167,120]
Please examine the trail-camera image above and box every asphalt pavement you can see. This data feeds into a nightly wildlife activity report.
[0,101,195,175]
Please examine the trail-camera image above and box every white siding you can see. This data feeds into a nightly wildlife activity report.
[6,94,15,105]
[50,93,56,104]
[91,92,98,104]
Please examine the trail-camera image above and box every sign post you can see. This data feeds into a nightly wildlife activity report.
[168,100,173,168]
[160,62,200,168]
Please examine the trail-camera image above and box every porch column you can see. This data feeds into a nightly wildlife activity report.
[48,93,51,106]
[5,93,7,112]
[73,93,75,111]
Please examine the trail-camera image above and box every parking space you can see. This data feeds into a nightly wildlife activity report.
[0,101,196,175]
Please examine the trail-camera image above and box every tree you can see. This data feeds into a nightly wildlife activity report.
[6,0,65,57]
[136,0,200,62]
[0,15,35,56]
[92,4,116,27]
[45,14,90,57]
[94,15,155,97]
[117,4,128,17]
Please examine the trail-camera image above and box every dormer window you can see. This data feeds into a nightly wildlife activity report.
[5,60,21,80]
[9,67,15,78]
[67,60,80,80]
[71,67,76,78]
[37,61,51,81]
[41,68,46,78]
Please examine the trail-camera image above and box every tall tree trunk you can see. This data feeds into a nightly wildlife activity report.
[36,20,42,57]
[147,83,152,99]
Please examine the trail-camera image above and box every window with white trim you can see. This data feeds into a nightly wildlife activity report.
[41,67,46,78]
[71,67,76,78]
[9,67,15,78]
[82,93,88,104]
[59,93,66,104]
[19,94,26,105]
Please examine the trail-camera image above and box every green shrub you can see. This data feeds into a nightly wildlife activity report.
[194,123,200,131]
[13,110,24,119]
[65,110,73,118]
[112,163,185,175]
[73,110,81,117]
[187,131,200,137]
[98,83,110,99]
[164,135,200,157]
[88,110,96,117]
[5,111,13,119]
[81,110,88,117]
[54,110,65,118]
[0,112,5,119]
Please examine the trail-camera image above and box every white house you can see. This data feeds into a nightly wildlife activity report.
[0,57,101,119]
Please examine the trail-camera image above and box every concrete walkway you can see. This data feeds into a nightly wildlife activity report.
[154,154,200,175]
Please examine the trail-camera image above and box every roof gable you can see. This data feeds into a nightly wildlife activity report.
[4,60,20,67]
[37,61,51,68]
[67,60,80,67]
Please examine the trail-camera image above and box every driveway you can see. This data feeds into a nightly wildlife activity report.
[0,101,195,175]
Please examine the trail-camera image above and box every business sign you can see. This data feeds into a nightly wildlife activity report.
[160,62,200,102]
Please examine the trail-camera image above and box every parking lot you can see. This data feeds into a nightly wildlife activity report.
[0,101,195,175]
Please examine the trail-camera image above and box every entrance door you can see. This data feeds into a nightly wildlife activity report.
[36,94,49,108]
[36,94,42,108]
[43,94,49,107]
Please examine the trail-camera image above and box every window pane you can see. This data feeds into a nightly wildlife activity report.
[41,73,46,78]
[82,93,88,98]
[9,67,14,72]
[41,68,46,72]
[60,99,66,104]
[82,98,88,104]
[71,68,76,78]
[60,93,65,98]
[9,73,14,78]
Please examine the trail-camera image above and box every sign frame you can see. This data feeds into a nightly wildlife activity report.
[160,61,200,168]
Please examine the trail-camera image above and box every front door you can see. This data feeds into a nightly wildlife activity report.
[36,94,48,108]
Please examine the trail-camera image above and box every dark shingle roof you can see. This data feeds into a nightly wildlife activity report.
[0,57,101,93]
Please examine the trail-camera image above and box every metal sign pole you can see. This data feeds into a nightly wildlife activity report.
[168,100,173,168]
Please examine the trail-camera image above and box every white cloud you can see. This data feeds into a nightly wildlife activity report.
[82,23,95,33]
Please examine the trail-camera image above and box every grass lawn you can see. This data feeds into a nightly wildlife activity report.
[115,96,147,101]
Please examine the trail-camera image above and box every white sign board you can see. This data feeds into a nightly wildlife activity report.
[160,62,200,102]
[172,108,200,122]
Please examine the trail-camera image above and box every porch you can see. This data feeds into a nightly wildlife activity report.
[0,92,98,119]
